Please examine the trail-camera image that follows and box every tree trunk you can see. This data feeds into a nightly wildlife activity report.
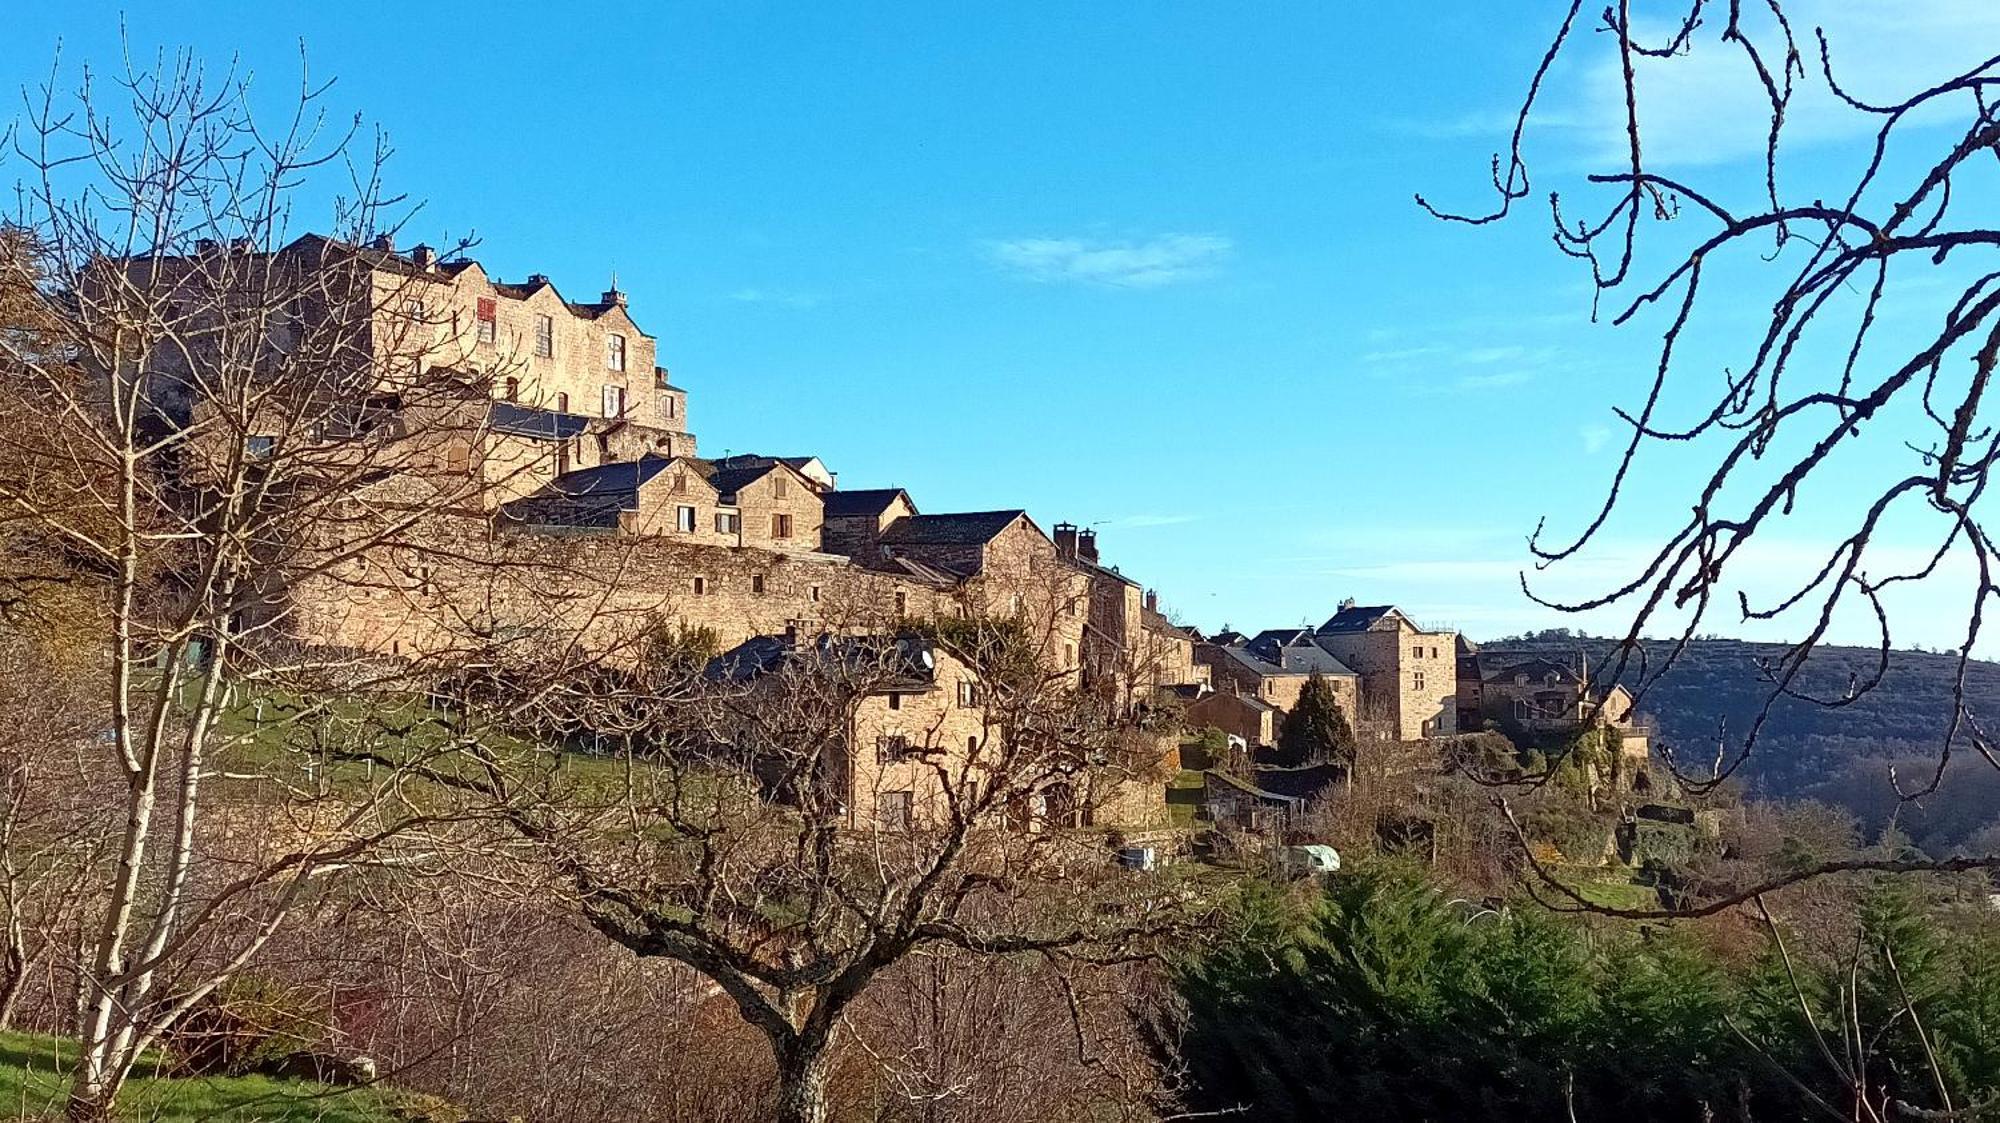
[772,1035,834,1123]
[0,936,24,1029]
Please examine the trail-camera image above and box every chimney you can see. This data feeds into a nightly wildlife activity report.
[527,273,550,286]
[1144,589,1158,614]
[1077,528,1099,564]
[1338,596,1356,611]
[195,238,219,255]
[1053,522,1079,561]
[412,244,438,271]
[602,271,627,307]
[369,233,395,253]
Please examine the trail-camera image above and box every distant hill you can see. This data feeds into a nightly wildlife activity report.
[1477,632,2000,855]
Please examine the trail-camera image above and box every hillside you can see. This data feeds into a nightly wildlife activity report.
[1479,632,2000,854]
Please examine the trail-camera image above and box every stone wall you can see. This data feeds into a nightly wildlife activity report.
[1313,624,1459,740]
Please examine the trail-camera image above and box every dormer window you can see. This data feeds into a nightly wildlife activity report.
[606,333,626,372]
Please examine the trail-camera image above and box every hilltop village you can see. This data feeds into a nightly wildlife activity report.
[151,233,1656,839]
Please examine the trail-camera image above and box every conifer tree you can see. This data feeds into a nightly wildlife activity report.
[1273,672,1355,768]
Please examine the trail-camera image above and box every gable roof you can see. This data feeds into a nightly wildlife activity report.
[1203,643,1299,681]
[1318,604,1408,634]
[1484,657,1582,686]
[823,488,915,518]
[879,510,1029,547]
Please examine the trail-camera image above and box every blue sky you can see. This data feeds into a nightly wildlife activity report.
[7,2,1999,648]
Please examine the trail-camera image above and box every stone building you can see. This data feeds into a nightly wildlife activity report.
[1192,633,1362,740]
[1463,652,1651,775]
[1310,602,1459,741]
[134,232,1179,830]
[1053,523,1208,708]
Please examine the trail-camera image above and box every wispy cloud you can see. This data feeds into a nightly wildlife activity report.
[1568,0,2000,168]
[1580,423,1613,453]
[982,233,1233,288]
[1452,370,1535,392]
[728,287,823,309]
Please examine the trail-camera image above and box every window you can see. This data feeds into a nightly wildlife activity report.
[752,574,766,595]
[877,790,912,829]
[555,392,570,413]
[245,435,276,459]
[534,314,553,358]
[1065,642,1076,668]
[476,297,496,343]
[878,734,910,761]
[675,506,696,533]
[957,681,982,708]
[503,376,519,402]
[774,474,788,499]
[894,591,907,615]
[1431,646,1440,659]
[888,692,902,711]
[967,735,980,754]
[661,395,676,420]
[692,576,706,596]
[606,333,626,371]
[1414,671,1427,691]
[415,565,436,596]
[672,472,688,495]
[810,585,822,603]
[715,511,740,534]
[1412,645,1423,658]
[601,384,626,418]
[771,513,793,539]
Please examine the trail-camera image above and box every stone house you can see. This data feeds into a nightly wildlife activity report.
[1468,653,1651,775]
[1185,690,1279,748]
[1310,602,1459,741]
[820,488,919,560]
[706,631,992,829]
[1053,523,1208,707]
[1193,633,1362,737]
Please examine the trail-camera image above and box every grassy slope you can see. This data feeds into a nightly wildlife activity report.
[0,1030,421,1123]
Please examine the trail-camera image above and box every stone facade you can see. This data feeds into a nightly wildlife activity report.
[1311,603,1459,741]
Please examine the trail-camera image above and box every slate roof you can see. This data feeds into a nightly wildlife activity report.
[823,488,914,518]
[1318,604,1405,634]
[500,455,692,528]
[1205,644,1295,680]
[705,632,940,692]
[704,464,776,500]
[1207,630,1249,648]
[1246,628,1313,655]
[1273,640,1358,678]
[489,401,589,441]
[1483,657,1583,685]
[879,510,1026,547]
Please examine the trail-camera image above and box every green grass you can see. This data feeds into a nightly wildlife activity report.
[0,1030,433,1122]
[1553,870,1663,912]
[1165,769,1206,828]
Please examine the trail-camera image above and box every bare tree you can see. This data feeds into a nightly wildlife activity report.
[1430,2,2000,905]
[398,613,1189,1123]
[0,48,571,1118]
